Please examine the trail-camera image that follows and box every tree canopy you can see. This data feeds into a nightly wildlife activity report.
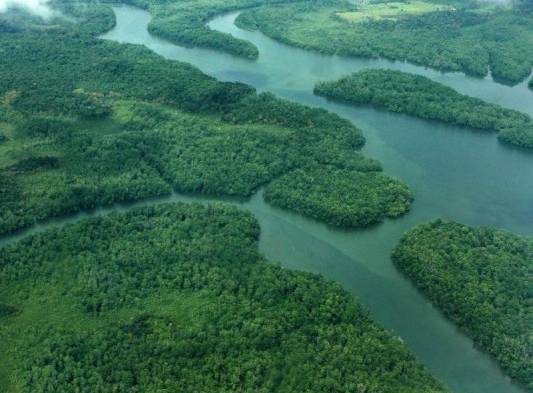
[314,69,533,149]
[264,164,412,227]
[0,203,447,392]
[393,220,533,390]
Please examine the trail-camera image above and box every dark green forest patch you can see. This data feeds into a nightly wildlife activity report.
[0,203,447,392]
[314,69,533,149]
[393,220,533,389]
[264,164,412,227]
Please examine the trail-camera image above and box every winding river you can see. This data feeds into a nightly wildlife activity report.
[2,5,532,393]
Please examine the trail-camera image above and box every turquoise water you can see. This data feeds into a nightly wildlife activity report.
[3,6,532,393]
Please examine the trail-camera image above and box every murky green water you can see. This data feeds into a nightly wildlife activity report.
[4,6,532,393]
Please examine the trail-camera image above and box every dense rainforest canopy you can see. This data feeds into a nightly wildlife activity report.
[264,164,412,227]
[235,0,533,85]
[0,3,411,235]
[392,220,533,390]
[314,69,533,149]
[0,203,448,392]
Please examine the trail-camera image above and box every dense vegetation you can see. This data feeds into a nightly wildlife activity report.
[314,69,533,149]
[0,203,448,392]
[392,220,533,390]
[0,5,411,235]
[264,164,412,227]
[236,0,533,84]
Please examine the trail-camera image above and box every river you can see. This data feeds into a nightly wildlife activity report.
[4,5,533,393]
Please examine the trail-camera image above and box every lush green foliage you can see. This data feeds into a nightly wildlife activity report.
[0,203,447,392]
[0,6,411,235]
[314,69,533,149]
[264,165,412,227]
[236,0,533,84]
[393,220,533,389]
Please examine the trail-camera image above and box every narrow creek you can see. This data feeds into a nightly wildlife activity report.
[3,5,532,393]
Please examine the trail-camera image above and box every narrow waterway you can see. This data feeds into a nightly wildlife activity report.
[3,5,531,393]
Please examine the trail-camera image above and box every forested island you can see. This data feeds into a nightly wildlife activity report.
[393,220,533,390]
[264,164,412,227]
[0,203,448,392]
[236,0,533,84]
[0,2,412,236]
[125,0,260,59]
[119,0,309,59]
[314,69,533,149]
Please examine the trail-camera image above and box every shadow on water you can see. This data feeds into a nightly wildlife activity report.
[2,5,531,393]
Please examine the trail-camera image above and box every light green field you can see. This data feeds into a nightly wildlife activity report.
[337,1,455,23]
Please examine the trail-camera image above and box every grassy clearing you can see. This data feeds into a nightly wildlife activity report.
[337,1,455,23]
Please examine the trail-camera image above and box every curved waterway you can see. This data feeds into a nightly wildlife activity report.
[3,5,532,393]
